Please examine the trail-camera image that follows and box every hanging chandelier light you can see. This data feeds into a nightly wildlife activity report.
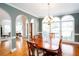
[43,3,54,25]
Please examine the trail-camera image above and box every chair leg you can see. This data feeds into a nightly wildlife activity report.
[57,49,62,56]
[32,49,35,56]
[37,49,39,56]
[29,49,31,56]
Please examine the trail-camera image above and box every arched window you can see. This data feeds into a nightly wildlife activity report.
[61,15,74,41]
[42,16,60,43]
[42,15,74,42]
[42,16,51,33]
[51,17,60,39]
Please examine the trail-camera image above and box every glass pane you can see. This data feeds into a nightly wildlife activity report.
[16,24,22,34]
[42,17,60,45]
[42,23,50,33]
[51,17,60,22]
[62,21,74,41]
[61,15,74,21]
[51,22,60,39]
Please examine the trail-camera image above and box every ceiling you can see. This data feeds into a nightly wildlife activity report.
[8,3,79,18]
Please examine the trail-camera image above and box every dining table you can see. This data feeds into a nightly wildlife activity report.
[26,34,62,56]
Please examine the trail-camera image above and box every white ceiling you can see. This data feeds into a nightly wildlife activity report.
[8,3,79,18]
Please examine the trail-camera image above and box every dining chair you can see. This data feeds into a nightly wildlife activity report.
[42,32,62,56]
[34,34,46,56]
[45,39,62,56]
[27,41,36,56]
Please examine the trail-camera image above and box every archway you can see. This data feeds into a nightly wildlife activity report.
[16,15,29,38]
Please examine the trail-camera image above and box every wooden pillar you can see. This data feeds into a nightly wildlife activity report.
[30,23,33,40]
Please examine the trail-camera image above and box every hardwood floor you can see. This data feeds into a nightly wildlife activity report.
[0,37,28,56]
[9,38,28,56]
[62,43,79,56]
[0,37,79,56]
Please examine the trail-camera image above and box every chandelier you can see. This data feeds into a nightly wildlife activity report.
[43,3,54,25]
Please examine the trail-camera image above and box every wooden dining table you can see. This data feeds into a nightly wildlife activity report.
[26,34,62,56]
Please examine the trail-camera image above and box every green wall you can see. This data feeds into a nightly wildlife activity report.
[38,18,43,32]
[72,13,79,42]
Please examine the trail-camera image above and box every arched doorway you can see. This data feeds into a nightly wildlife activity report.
[16,15,29,38]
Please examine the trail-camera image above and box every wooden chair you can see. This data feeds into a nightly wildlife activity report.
[34,34,46,56]
[27,41,36,56]
[45,39,62,56]
[42,32,62,56]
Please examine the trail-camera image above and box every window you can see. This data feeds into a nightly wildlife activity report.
[42,17,60,43]
[42,15,74,42]
[51,17,60,39]
[61,15,74,41]
[2,20,11,35]
[16,22,22,34]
